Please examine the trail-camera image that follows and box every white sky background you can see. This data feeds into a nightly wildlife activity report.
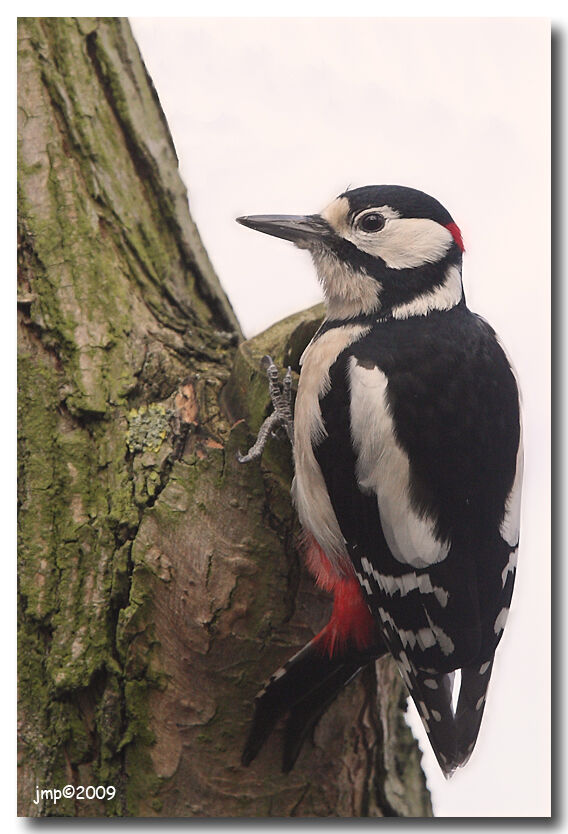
[133,16,549,819]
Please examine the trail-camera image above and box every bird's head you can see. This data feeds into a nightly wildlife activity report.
[237,185,465,320]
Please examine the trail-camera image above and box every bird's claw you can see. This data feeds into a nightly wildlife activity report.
[237,355,295,463]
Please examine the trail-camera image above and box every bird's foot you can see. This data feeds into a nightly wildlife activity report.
[237,355,294,463]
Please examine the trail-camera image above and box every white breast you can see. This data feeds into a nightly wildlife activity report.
[292,324,370,567]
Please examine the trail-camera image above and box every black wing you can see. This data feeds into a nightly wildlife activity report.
[314,307,521,773]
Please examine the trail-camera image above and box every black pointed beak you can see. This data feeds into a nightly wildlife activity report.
[236,213,331,245]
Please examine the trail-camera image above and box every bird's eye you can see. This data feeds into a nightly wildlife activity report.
[357,212,385,233]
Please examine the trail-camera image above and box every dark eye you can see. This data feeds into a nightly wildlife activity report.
[358,212,385,233]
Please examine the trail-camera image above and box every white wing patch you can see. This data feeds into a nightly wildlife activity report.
[377,606,437,652]
[349,358,450,568]
[495,335,523,549]
[425,610,455,656]
[493,607,509,634]
[292,324,370,567]
[360,556,449,607]
[501,547,518,587]
[500,422,523,547]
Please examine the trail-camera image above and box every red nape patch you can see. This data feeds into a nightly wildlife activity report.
[315,577,375,657]
[445,222,465,253]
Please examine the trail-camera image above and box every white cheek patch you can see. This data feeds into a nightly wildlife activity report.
[350,217,453,270]
[349,358,450,568]
[292,324,370,568]
[321,197,453,270]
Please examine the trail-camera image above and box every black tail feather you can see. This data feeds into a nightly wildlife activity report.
[282,658,375,772]
[243,627,494,776]
[242,635,386,769]
[241,639,339,766]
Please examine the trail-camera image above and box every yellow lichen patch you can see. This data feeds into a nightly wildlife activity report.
[126,403,172,454]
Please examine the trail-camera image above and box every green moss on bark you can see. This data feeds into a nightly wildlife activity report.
[17,16,242,817]
[18,17,431,818]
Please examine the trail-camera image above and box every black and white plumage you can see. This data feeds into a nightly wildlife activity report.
[237,185,522,777]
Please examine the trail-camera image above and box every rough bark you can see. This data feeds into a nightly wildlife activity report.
[17,17,432,818]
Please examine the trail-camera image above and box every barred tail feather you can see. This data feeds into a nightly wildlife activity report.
[454,660,494,767]
[404,668,459,778]
[405,661,494,777]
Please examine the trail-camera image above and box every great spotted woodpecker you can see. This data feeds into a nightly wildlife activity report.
[236,185,522,778]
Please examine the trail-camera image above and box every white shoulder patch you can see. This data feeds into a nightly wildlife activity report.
[348,358,450,568]
[500,422,523,547]
[391,264,463,319]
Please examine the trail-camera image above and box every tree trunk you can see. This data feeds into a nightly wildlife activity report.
[17,17,432,818]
